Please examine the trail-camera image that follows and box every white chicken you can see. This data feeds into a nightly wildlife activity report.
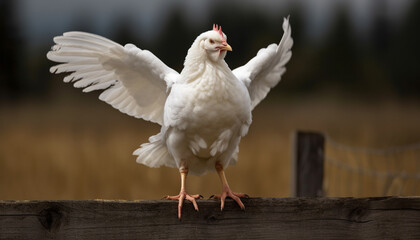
[47,17,293,219]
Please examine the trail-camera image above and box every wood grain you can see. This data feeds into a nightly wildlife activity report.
[1,197,419,239]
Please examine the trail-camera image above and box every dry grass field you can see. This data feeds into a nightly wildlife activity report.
[1,93,419,200]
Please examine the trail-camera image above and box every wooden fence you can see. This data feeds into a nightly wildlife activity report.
[292,131,420,197]
[1,131,420,239]
[292,131,325,197]
[1,197,420,239]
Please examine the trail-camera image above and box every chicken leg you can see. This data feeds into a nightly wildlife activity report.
[211,162,248,210]
[164,167,202,219]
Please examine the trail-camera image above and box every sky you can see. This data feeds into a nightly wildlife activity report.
[14,0,414,46]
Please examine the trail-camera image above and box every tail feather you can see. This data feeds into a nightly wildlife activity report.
[134,133,176,168]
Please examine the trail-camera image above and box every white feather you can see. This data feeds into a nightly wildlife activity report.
[47,18,292,176]
[232,16,293,110]
[47,31,179,124]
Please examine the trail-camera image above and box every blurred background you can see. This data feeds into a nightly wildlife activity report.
[1,0,419,200]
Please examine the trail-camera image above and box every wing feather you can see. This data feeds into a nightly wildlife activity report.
[47,31,179,124]
[232,17,293,110]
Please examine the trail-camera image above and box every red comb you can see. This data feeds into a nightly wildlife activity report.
[212,24,224,39]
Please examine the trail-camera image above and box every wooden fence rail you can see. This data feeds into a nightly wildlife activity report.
[1,197,420,239]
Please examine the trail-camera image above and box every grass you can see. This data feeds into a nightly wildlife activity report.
[1,93,419,200]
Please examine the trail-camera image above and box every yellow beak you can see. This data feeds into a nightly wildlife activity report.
[220,44,232,51]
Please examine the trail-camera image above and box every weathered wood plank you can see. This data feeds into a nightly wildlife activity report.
[1,197,419,240]
[292,131,325,197]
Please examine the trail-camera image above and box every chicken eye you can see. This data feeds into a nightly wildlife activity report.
[209,39,215,44]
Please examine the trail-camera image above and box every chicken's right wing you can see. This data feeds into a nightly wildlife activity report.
[47,31,179,125]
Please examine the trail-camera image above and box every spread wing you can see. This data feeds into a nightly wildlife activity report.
[47,31,179,125]
[232,17,293,110]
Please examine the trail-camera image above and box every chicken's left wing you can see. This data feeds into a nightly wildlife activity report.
[232,17,293,110]
[47,32,179,125]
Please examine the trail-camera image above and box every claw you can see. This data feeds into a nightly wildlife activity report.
[211,186,247,211]
[164,190,202,219]
[213,162,248,211]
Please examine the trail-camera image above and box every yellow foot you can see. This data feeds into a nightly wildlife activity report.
[164,190,203,219]
[210,185,249,211]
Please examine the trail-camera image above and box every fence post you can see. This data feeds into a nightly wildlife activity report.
[292,131,325,197]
